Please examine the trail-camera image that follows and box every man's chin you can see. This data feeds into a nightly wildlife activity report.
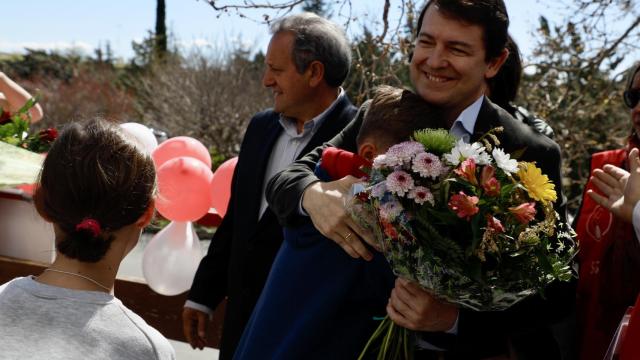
[415,89,451,107]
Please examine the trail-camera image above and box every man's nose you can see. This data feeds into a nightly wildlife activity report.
[426,46,448,69]
[262,70,274,87]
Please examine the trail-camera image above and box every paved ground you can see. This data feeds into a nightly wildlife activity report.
[170,340,219,360]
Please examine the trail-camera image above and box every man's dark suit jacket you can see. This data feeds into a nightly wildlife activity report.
[266,97,577,360]
[187,95,357,360]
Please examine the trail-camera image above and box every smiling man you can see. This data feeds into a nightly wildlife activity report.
[181,13,357,360]
[266,0,575,358]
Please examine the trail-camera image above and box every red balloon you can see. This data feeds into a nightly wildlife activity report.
[211,157,237,218]
[156,157,214,221]
[152,136,212,169]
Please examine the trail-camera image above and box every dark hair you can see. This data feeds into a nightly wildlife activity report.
[626,62,640,92]
[34,118,156,263]
[357,85,445,148]
[487,35,522,108]
[271,13,352,87]
[626,62,640,141]
[417,0,509,61]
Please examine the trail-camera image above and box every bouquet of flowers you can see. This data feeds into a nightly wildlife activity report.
[0,97,56,153]
[350,128,576,359]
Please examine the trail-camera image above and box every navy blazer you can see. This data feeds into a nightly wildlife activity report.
[187,95,358,359]
[234,165,395,360]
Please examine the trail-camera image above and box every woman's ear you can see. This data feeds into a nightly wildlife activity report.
[33,189,53,223]
[135,199,156,228]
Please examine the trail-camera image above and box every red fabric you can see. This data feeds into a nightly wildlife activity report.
[576,148,640,360]
[620,296,640,360]
[196,210,223,227]
[320,147,371,179]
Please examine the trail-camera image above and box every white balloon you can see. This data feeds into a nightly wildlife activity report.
[142,221,202,296]
[120,122,158,154]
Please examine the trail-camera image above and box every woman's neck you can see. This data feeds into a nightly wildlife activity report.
[36,255,119,294]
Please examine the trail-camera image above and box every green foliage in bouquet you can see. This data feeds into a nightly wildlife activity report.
[0,97,56,153]
[412,128,455,155]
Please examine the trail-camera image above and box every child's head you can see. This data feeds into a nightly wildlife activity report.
[34,118,156,263]
[356,85,444,160]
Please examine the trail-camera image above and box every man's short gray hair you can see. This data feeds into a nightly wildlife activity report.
[270,12,351,87]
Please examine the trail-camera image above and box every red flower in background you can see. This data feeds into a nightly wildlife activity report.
[39,128,58,142]
[486,215,505,233]
[0,110,11,125]
[509,202,537,224]
[448,191,480,220]
[454,158,478,185]
[480,165,501,196]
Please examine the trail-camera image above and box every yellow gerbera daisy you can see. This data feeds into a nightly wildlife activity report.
[517,162,557,203]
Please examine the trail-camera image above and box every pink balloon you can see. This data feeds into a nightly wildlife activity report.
[211,157,237,218]
[152,136,212,169]
[156,157,214,221]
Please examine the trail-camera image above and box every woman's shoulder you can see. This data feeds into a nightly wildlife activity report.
[114,301,176,360]
[0,276,30,296]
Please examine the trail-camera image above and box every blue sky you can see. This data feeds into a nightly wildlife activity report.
[0,1,572,63]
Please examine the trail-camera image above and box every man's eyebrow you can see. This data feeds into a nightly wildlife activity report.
[417,33,473,50]
[447,40,473,50]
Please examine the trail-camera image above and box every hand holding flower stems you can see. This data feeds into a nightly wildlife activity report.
[387,278,458,332]
[0,72,43,123]
[588,148,640,223]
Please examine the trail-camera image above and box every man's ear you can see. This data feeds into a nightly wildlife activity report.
[358,142,378,162]
[135,199,156,228]
[308,60,325,87]
[484,48,510,80]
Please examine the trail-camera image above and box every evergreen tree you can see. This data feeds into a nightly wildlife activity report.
[155,0,167,59]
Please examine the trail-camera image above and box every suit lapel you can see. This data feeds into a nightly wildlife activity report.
[470,97,500,143]
[297,95,353,159]
[246,118,283,226]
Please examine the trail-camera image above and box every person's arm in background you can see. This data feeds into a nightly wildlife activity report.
[0,72,43,123]
[266,102,377,260]
[182,167,238,350]
[589,147,640,232]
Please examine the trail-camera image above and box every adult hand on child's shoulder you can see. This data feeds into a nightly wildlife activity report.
[302,175,381,260]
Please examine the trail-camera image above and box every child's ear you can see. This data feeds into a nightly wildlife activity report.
[358,142,377,162]
[135,199,156,228]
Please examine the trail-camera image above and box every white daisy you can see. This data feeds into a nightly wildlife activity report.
[492,148,518,174]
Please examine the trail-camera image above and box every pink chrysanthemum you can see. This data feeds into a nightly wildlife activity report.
[372,154,388,169]
[408,186,435,205]
[370,182,387,199]
[386,170,415,197]
[412,152,444,179]
[384,141,425,167]
[379,200,403,222]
